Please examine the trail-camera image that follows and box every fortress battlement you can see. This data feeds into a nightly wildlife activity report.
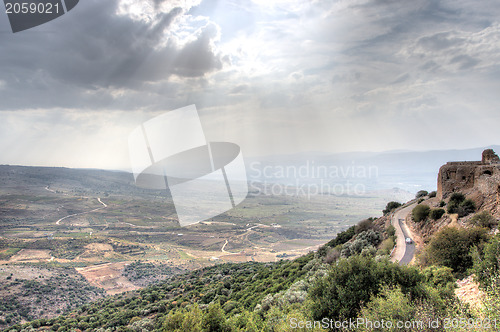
[437,149,500,199]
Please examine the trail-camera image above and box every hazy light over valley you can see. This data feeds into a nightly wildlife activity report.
[1,0,500,169]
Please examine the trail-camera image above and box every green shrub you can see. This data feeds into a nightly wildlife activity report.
[459,199,476,216]
[201,302,230,332]
[480,271,500,323]
[439,200,446,207]
[383,201,402,215]
[446,201,459,214]
[416,190,429,199]
[359,286,415,330]
[473,234,500,286]
[421,266,456,299]
[378,237,395,256]
[430,209,445,220]
[428,191,437,198]
[412,204,431,222]
[471,211,498,229]
[341,230,383,258]
[421,226,489,276]
[447,193,475,217]
[325,226,355,248]
[309,256,425,321]
[449,193,466,204]
[386,225,396,238]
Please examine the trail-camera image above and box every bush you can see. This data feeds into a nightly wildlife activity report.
[416,190,429,199]
[383,201,402,215]
[439,200,446,207]
[473,234,500,286]
[430,209,445,220]
[341,230,382,258]
[201,302,230,332]
[449,192,466,205]
[412,204,431,222]
[428,191,437,198]
[421,266,456,299]
[355,219,374,234]
[325,226,355,248]
[324,247,340,264]
[459,199,476,216]
[446,193,475,217]
[379,238,395,256]
[386,225,396,237]
[357,230,382,246]
[421,226,489,276]
[471,211,498,229]
[480,271,500,324]
[359,286,415,329]
[309,256,425,321]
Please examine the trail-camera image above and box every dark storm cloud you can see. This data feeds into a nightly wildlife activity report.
[0,0,224,110]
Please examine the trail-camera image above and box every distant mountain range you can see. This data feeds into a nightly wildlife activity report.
[246,145,500,193]
[4,145,495,198]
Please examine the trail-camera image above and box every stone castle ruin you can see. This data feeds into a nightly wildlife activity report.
[437,149,500,200]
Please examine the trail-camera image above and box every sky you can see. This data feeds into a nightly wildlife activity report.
[1,0,500,169]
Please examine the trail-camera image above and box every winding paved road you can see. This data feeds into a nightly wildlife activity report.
[391,203,417,265]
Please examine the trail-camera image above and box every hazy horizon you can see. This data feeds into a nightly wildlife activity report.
[1,0,500,169]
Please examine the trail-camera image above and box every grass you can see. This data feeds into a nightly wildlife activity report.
[0,248,21,260]
[177,250,194,260]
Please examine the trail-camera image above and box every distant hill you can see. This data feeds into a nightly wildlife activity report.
[246,145,500,193]
[0,165,168,199]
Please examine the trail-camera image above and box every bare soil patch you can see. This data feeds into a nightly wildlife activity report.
[9,249,52,262]
[76,262,140,295]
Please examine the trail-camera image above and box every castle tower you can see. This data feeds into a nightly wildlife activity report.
[482,149,500,164]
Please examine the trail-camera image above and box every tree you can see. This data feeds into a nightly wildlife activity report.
[383,201,402,215]
[412,204,430,222]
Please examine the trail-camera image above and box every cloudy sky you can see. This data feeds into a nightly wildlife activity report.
[1,0,500,169]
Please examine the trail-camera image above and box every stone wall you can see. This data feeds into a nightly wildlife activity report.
[437,150,500,199]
